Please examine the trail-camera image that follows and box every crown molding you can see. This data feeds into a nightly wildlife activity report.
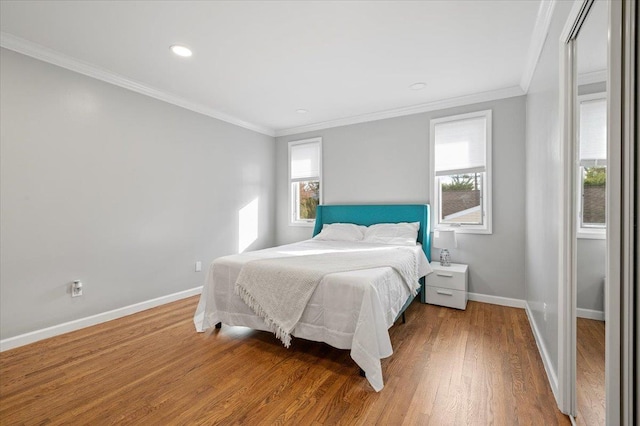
[0,32,275,137]
[577,69,607,86]
[520,0,557,93]
[1,31,540,140]
[274,85,525,137]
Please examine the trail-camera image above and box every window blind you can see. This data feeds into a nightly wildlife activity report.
[434,116,486,176]
[579,98,607,166]
[290,142,320,181]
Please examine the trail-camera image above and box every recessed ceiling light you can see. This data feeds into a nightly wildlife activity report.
[409,82,427,90]
[171,45,192,57]
[296,109,308,114]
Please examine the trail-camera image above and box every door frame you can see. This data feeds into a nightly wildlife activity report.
[607,0,636,423]
[558,0,594,416]
[558,0,636,423]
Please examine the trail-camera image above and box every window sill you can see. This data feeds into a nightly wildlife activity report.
[289,221,315,227]
[434,225,492,235]
[577,229,606,240]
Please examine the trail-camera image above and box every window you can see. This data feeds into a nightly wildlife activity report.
[289,137,322,225]
[430,110,492,234]
[577,93,606,239]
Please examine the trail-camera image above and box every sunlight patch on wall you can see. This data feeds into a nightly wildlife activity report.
[238,198,259,253]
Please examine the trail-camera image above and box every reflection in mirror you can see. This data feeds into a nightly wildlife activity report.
[575,1,607,424]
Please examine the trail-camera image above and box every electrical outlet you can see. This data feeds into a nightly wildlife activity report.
[72,280,83,297]
[543,302,547,321]
[195,261,202,272]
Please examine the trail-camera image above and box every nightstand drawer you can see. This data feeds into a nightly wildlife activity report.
[426,269,466,291]
[425,286,467,310]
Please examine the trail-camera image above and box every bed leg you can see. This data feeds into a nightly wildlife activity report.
[402,312,406,324]
[215,322,222,329]
[359,368,366,378]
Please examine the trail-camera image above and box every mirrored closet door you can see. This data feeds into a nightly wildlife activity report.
[574,1,607,424]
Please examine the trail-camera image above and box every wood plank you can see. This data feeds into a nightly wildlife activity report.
[576,317,605,426]
[0,297,571,425]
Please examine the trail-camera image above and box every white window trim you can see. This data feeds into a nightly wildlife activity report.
[288,137,323,227]
[576,92,606,239]
[429,110,492,235]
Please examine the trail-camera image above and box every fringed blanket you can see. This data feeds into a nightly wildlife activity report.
[235,247,419,348]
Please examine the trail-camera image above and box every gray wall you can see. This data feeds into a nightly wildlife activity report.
[276,96,527,300]
[577,240,606,312]
[0,49,276,340]
[524,0,573,385]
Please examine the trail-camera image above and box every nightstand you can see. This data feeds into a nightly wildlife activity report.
[425,262,468,310]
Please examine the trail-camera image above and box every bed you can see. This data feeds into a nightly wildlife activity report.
[194,204,432,391]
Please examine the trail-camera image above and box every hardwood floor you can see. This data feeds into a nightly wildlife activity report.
[576,317,606,425]
[0,297,570,425]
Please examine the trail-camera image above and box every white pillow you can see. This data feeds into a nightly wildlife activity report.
[313,223,367,241]
[362,222,420,246]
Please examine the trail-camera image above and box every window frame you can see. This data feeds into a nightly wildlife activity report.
[429,110,492,235]
[576,92,606,240]
[288,137,323,227]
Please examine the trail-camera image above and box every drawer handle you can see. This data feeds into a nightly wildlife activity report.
[436,273,454,278]
[436,290,453,296]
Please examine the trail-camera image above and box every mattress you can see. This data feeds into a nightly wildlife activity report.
[194,239,431,391]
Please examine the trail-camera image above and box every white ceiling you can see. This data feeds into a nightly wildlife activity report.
[0,1,544,136]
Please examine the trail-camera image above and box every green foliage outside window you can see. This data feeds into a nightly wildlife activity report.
[299,181,319,220]
[584,167,606,186]
[442,174,475,191]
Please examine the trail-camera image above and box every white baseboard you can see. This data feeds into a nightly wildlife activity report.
[524,301,559,403]
[467,292,527,308]
[576,308,605,321]
[0,286,203,352]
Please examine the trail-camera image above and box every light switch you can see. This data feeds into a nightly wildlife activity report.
[195,261,202,272]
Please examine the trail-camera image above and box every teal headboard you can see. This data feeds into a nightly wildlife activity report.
[312,204,431,262]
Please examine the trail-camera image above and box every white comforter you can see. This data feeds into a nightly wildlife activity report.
[194,239,431,391]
